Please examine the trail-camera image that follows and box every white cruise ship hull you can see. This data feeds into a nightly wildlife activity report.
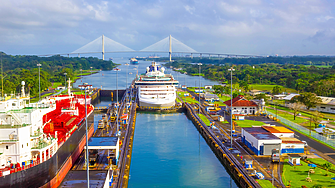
[139,96,176,108]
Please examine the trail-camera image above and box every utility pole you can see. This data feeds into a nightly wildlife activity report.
[169,35,172,62]
[37,63,42,101]
[198,63,202,114]
[228,67,235,148]
[102,34,105,60]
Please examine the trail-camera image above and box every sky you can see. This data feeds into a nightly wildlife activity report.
[1,0,335,57]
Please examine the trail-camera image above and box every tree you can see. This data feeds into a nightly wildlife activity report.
[322,162,332,176]
[213,85,224,94]
[272,85,282,95]
[288,102,305,120]
[311,111,324,128]
[297,92,322,110]
[254,93,269,102]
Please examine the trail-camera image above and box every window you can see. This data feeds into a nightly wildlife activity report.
[22,144,23,148]
[27,143,28,147]
[12,103,16,106]
[6,146,8,149]
[331,108,335,110]
[320,107,326,109]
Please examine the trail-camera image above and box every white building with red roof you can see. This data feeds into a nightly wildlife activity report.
[223,95,258,115]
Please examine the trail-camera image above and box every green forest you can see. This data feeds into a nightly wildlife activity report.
[0,52,116,97]
[164,57,335,97]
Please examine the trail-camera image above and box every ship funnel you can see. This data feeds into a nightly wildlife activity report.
[21,81,25,97]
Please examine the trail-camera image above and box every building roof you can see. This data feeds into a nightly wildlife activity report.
[253,133,281,140]
[204,94,219,99]
[282,94,299,100]
[243,127,281,140]
[264,126,294,134]
[280,137,304,144]
[318,96,335,105]
[288,154,301,158]
[224,95,258,107]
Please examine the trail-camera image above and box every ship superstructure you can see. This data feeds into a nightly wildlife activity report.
[0,79,94,188]
[135,62,178,108]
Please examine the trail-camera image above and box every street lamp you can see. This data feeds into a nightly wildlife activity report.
[115,68,120,136]
[125,63,129,89]
[198,63,202,114]
[90,67,93,75]
[228,67,235,148]
[80,69,83,83]
[78,83,93,188]
[64,73,67,88]
[37,63,41,101]
[184,72,187,103]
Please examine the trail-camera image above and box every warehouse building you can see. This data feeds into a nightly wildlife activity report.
[262,126,294,138]
[242,126,304,156]
[242,127,282,155]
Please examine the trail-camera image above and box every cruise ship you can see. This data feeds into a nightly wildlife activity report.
[135,62,178,108]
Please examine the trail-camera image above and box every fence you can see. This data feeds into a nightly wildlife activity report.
[266,110,335,147]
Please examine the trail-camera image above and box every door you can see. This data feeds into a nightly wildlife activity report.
[263,144,280,155]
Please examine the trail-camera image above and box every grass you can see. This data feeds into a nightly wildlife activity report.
[177,91,199,104]
[307,158,335,171]
[51,82,62,89]
[198,113,211,126]
[266,107,308,125]
[249,84,297,93]
[256,180,273,188]
[30,92,55,103]
[235,119,266,127]
[282,159,335,187]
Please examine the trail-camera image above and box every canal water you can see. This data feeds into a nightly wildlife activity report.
[128,112,237,188]
[73,58,237,187]
[73,58,219,90]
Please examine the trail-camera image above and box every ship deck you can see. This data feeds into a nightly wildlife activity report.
[59,170,108,188]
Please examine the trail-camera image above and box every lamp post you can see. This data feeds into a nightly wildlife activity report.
[78,83,92,188]
[125,63,129,89]
[37,63,41,101]
[64,73,67,88]
[115,68,120,136]
[184,72,187,103]
[90,67,93,75]
[228,67,235,148]
[198,63,202,114]
[80,69,83,82]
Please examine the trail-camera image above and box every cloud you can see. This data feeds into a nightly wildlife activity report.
[0,0,335,55]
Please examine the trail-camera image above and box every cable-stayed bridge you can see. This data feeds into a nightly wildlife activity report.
[40,35,263,60]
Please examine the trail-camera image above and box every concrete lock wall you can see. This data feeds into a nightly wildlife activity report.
[100,90,126,99]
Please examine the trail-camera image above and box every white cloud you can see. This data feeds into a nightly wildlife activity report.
[0,0,335,55]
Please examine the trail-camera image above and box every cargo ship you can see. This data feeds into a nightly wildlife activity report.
[0,81,94,188]
[135,62,178,108]
[130,58,138,64]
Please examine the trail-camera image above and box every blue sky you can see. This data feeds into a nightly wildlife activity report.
[1,0,335,56]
